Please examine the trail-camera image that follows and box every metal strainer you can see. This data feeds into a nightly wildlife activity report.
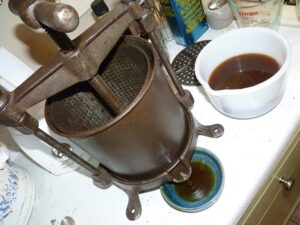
[45,36,194,182]
[172,40,210,86]
[46,39,148,134]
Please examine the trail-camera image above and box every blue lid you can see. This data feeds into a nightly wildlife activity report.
[160,147,224,212]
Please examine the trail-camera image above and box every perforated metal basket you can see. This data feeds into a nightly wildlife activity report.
[45,37,197,183]
[47,40,148,134]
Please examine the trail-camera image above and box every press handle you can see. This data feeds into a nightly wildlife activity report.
[34,2,79,33]
[8,0,79,33]
[279,177,295,191]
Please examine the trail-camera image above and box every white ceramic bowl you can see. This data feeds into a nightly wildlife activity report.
[195,27,292,119]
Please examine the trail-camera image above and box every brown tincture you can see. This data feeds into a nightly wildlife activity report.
[209,53,280,90]
[174,161,215,202]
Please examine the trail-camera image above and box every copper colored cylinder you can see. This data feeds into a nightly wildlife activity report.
[45,36,196,184]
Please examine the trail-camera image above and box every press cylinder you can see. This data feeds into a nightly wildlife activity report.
[45,36,195,182]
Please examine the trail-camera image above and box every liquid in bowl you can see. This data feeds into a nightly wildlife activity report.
[208,53,281,90]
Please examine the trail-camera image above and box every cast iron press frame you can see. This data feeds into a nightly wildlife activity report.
[0,0,224,220]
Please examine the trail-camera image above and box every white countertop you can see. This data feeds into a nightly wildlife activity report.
[2,11,300,225]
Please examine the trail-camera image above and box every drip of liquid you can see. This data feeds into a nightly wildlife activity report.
[174,161,215,202]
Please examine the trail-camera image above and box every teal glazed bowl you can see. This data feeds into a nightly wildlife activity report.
[160,147,224,212]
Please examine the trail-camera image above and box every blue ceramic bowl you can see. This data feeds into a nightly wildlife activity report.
[160,147,224,212]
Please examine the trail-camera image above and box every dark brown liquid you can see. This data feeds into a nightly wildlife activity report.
[208,53,280,90]
[174,161,215,202]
